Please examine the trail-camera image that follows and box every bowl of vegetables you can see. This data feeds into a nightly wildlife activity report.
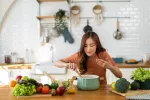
[131,67,150,90]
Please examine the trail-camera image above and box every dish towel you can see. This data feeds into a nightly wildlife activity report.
[126,94,150,100]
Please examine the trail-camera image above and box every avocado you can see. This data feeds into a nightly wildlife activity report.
[131,81,140,90]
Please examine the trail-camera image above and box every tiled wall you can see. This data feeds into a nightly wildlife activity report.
[0,0,150,84]
[1,0,150,63]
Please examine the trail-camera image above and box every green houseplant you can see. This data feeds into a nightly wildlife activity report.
[131,67,150,90]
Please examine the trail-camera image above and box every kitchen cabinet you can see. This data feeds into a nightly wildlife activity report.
[0,63,32,85]
[106,63,150,84]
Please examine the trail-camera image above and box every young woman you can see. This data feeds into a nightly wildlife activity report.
[55,32,122,84]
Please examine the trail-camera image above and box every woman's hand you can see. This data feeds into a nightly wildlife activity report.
[96,58,123,78]
[96,58,112,69]
[67,63,77,71]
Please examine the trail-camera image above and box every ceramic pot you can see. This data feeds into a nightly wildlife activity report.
[139,79,150,90]
[77,75,100,91]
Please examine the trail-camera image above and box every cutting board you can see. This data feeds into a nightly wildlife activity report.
[110,89,150,97]
[16,94,52,98]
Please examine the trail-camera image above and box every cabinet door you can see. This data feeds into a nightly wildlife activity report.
[106,68,149,84]
[0,69,10,85]
[106,68,134,84]
[10,69,31,81]
[106,69,119,84]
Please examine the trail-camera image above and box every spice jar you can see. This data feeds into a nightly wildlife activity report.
[5,55,11,64]
[67,79,77,94]
[17,58,24,64]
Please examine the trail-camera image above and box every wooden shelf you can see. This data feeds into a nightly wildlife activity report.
[37,0,66,2]
[0,63,33,69]
[117,63,150,68]
[37,16,69,20]
[37,16,55,19]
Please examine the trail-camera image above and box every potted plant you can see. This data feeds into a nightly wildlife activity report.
[131,67,150,90]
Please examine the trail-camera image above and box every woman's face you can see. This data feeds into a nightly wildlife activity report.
[84,38,97,57]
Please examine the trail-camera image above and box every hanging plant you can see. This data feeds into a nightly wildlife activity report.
[54,9,74,44]
[54,9,68,34]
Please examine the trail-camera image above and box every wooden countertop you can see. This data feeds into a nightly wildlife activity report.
[0,85,125,100]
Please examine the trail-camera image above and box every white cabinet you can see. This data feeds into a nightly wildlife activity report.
[10,69,31,80]
[106,68,149,84]
[0,69,31,85]
[0,69,9,85]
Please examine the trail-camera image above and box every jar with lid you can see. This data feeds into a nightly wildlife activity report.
[5,55,11,64]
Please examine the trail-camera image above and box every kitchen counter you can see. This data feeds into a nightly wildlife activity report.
[0,85,125,100]
[0,63,150,69]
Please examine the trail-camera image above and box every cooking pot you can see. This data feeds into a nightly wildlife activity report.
[77,75,100,90]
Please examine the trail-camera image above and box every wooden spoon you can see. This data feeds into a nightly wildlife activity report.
[75,70,82,78]
[43,71,57,82]
[66,64,82,77]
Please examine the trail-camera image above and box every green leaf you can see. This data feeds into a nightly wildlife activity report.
[131,68,150,82]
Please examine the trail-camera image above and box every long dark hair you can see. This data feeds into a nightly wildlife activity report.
[78,32,106,73]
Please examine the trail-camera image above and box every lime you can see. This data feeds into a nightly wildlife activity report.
[21,76,28,81]
[111,82,116,90]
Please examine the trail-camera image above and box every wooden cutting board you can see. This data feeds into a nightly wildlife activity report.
[16,94,52,98]
[110,89,150,97]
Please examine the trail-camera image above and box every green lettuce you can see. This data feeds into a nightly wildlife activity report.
[131,68,150,82]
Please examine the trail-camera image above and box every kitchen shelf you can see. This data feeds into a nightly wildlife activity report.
[71,0,130,3]
[117,63,150,68]
[0,63,33,69]
[37,16,69,20]
[37,16,55,19]
[37,0,66,2]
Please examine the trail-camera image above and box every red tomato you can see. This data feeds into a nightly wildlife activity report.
[36,85,42,93]
[42,86,49,94]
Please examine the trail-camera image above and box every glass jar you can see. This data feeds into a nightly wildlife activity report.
[11,52,17,64]
[5,55,11,64]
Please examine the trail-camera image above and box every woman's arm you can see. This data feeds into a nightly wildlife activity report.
[108,65,122,78]
[54,59,68,68]
[54,53,78,70]
[97,51,122,78]
[55,59,77,71]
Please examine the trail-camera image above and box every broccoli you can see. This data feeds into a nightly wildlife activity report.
[115,78,130,93]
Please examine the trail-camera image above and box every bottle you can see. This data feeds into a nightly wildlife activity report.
[25,48,33,63]
[11,52,17,64]
[5,55,11,64]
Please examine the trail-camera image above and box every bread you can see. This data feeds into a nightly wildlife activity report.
[128,59,137,63]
